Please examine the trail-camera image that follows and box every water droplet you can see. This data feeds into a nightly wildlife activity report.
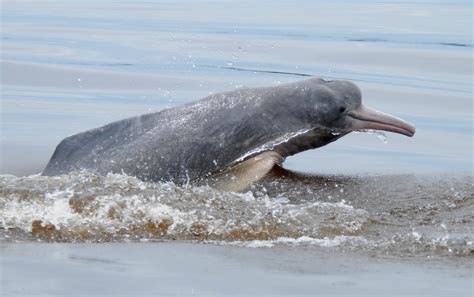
[375,131,388,143]
[355,130,388,143]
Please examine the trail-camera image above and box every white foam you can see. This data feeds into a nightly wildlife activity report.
[211,235,370,248]
[0,172,370,242]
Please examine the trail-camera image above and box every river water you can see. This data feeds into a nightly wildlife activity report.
[1,0,473,296]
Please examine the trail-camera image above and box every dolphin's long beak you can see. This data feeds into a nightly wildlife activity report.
[347,105,416,137]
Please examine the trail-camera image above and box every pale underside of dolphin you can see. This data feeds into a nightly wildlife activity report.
[42,78,415,191]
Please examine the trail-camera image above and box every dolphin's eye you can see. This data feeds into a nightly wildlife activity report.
[339,106,346,113]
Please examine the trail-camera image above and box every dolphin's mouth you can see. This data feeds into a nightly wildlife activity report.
[347,105,416,137]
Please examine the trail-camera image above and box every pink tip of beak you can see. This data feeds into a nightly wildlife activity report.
[347,105,416,137]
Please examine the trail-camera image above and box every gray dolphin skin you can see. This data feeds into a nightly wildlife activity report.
[42,78,415,191]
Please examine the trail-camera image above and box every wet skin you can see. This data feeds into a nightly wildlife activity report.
[42,78,415,184]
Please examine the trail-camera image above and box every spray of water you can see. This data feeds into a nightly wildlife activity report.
[354,130,388,143]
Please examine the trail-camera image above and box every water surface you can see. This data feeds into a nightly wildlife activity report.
[0,0,473,296]
[1,0,472,175]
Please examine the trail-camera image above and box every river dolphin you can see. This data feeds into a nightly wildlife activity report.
[42,78,415,191]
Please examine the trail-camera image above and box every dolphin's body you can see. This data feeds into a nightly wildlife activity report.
[42,78,415,190]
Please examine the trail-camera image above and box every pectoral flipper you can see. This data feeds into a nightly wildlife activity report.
[211,151,283,192]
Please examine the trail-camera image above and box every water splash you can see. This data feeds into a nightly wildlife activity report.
[0,172,369,243]
[0,172,472,257]
[355,130,388,143]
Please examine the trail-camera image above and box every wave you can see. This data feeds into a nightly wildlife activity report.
[0,172,472,257]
